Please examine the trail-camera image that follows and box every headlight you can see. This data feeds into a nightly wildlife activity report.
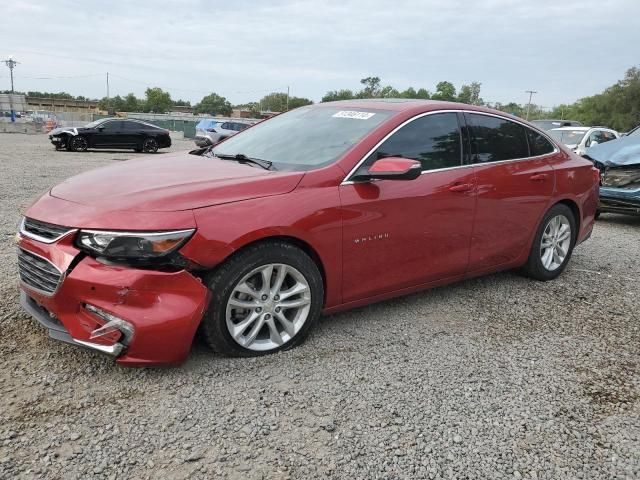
[76,229,195,259]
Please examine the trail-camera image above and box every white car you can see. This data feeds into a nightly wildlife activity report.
[194,120,252,147]
[548,126,620,156]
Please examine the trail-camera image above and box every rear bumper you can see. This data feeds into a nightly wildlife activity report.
[18,235,210,366]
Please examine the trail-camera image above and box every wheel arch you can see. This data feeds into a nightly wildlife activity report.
[202,234,328,305]
[554,198,581,240]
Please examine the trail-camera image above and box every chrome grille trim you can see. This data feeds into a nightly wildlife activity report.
[18,248,64,297]
[20,217,76,244]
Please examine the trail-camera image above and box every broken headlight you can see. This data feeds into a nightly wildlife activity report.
[76,229,195,259]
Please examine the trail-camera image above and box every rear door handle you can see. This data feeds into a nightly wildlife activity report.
[449,183,474,193]
[530,173,548,182]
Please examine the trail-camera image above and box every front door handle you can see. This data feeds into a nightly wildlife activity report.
[449,183,474,193]
[530,173,548,182]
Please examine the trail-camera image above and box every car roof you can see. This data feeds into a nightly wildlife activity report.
[532,119,581,123]
[315,98,512,117]
[549,126,591,131]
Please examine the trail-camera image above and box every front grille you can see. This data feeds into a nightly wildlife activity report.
[21,218,73,242]
[18,249,63,296]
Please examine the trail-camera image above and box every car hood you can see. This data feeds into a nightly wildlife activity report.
[50,151,305,212]
[50,126,80,136]
[586,136,640,167]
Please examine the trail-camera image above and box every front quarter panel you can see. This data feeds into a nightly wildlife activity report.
[181,165,345,308]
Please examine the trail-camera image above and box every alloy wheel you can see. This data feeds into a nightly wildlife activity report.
[143,138,158,153]
[72,137,88,152]
[225,263,311,351]
[540,214,571,271]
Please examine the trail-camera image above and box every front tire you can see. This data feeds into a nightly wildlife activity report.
[70,136,88,152]
[142,137,158,153]
[523,204,576,281]
[200,241,324,357]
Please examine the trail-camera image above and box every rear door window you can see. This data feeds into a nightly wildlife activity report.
[466,113,530,162]
[526,129,555,156]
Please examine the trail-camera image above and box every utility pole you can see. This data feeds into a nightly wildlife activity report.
[286,86,289,112]
[525,90,537,120]
[3,55,19,93]
[3,55,19,122]
[106,72,110,99]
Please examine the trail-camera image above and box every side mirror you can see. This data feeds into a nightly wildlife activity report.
[97,126,105,131]
[355,157,422,181]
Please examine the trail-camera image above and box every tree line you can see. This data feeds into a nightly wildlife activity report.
[4,66,638,130]
[94,90,313,116]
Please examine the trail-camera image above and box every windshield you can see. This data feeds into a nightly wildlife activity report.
[84,118,111,128]
[212,106,393,171]
[628,126,640,137]
[549,129,586,146]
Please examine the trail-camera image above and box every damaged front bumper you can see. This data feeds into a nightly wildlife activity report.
[18,234,210,366]
[599,166,640,216]
[21,292,126,356]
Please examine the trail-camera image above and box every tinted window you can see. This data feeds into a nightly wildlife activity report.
[101,121,120,131]
[467,113,529,162]
[221,122,231,130]
[122,121,140,131]
[237,123,249,131]
[526,129,555,156]
[364,113,461,172]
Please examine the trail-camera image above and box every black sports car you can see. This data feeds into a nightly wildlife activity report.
[49,118,172,153]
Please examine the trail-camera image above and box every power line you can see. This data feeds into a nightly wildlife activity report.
[22,73,103,80]
[108,73,287,96]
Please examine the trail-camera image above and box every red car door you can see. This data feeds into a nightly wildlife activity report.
[339,112,476,303]
[464,113,556,272]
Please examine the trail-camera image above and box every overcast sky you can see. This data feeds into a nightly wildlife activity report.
[2,0,639,108]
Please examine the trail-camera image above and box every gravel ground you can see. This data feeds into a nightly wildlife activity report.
[0,132,639,479]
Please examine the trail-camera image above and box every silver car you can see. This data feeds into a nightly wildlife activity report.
[194,120,251,147]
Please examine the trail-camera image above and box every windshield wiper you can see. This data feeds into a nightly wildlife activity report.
[214,153,274,171]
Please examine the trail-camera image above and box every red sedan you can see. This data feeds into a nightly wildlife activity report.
[18,100,599,365]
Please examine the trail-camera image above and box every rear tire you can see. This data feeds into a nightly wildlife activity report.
[523,204,576,281]
[200,241,324,357]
